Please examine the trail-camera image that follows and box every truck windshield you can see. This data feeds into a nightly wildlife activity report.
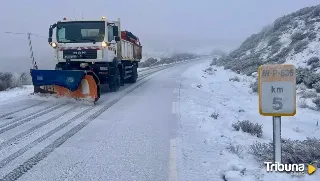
[56,21,105,43]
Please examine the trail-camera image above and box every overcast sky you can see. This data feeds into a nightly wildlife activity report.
[0,0,319,71]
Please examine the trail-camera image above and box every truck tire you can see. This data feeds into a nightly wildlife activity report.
[109,68,121,92]
[129,65,138,83]
[95,85,101,102]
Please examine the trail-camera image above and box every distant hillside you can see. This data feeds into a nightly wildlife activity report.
[139,52,199,68]
[212,4,320,91]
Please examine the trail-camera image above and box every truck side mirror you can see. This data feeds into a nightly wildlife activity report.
[48,27,53,43]
[114,36,120,42]
[48,23,57,43]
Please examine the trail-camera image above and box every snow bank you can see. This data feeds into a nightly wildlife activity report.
[0,85,33,103]
[177,60,320,181]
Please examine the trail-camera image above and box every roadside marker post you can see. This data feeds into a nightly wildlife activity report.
[258,64,296,164]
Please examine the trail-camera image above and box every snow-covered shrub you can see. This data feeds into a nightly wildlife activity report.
[210,58,218,66]
[270,42,282,55]
[210,112,219,119]
[303,73,320,88]
[292,6,315,17]
[273,14,292,31]
[308,31,317,40]
[205,67,213,72]
[242,65,260,76]
[232,120,263,138]
[298,99,308,108]
[250,79,258,93]
[226,143,243,157]
[229,76,240,82]
[0,72,31,91]
[139,57,158,67]
[312,81,320,93]
[294,40,309,53]
[311,62,320,70]
[0,73,13,91]
[250,138,320,165]
[276,47,291,60]
[296,67,310,84]
[310,5,320,18]
[312,97,320,108]
[291,31,307,44]
[293,127,301,132]
[300,91,317,98]
[205,67,215,75]
[307,56,320,66]
[238,109,245,112]
[268,35,280,46]
[20,73,31,85]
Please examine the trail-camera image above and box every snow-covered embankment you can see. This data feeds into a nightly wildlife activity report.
[176,60,320,181]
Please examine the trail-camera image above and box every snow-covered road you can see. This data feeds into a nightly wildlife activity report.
[0,59,205,181]
[1,58,319,181]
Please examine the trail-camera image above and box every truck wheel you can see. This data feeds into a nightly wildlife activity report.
[95,85,101,102]
[129,65,138,83]
[109,68,120,92]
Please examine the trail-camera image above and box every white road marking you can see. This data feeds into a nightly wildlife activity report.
[169,139,178,181]
[172,102,179,114]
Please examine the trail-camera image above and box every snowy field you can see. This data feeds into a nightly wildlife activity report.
[176,60,320,181]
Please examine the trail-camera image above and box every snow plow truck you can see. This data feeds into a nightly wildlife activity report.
[30,16,142,103]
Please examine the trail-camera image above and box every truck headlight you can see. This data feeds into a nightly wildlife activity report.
[50,42,57,48]
[102,41,108,47]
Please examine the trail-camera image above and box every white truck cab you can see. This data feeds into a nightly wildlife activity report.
[47,16,142,91]
[49,17,121,63]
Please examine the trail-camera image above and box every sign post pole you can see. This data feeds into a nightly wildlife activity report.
[258,64,296,164]
[273,116,282,163]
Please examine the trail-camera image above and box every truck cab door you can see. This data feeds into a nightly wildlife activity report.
[107,26,117,60]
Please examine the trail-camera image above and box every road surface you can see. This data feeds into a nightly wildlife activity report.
[0,59,205,181]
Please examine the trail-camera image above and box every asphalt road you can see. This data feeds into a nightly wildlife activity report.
[0,59,205,181]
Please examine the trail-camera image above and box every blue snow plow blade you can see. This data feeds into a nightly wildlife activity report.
[30,69,86,92]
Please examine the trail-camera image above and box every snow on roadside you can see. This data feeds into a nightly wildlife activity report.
[0,85,33,103]
[176,60,320,181]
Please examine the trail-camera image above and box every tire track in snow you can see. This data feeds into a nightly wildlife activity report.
[0,101,46,119]
[0,103,61,129]
[0,104,67,135]
[0,106,79,151]
[0,68,158,181]
[0,106,94,170]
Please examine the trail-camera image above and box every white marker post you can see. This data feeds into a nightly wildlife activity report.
[258,64,296,164]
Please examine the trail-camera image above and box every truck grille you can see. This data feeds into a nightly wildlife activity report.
[63,49,97,59]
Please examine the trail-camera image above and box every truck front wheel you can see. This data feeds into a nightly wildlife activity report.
[109,68,121,92]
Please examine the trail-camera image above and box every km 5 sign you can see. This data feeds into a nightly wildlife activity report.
[258,64,296,116]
